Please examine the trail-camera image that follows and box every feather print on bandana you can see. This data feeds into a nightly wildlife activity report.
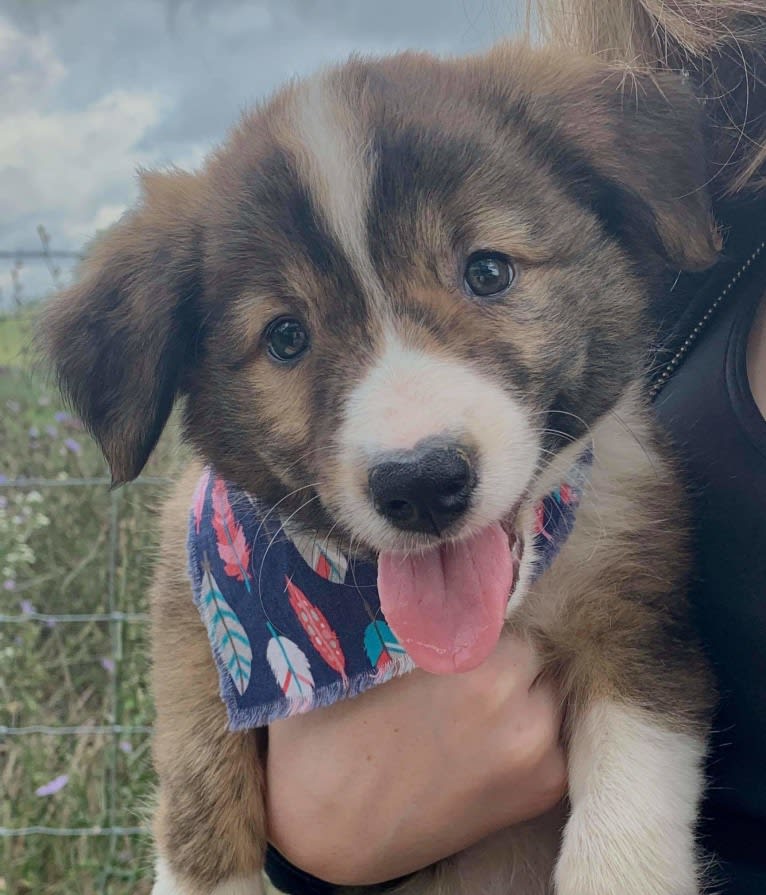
[364,619,409,673]
[287,528,348,584]
[192,467,211,535]
[355,590,410,674]
[189,447,592,728]
[200,556,252,696]
[265,621,315,705]
[286,577,348,683]
[211,477,252,591]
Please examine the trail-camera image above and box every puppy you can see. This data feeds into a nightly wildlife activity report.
[42,42,718,895]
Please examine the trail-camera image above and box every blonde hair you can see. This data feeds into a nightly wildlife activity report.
[532,0,766,195]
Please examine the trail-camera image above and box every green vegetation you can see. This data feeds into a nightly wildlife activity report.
[0,314,186,895]
[0,312,35,369]
[0,307,283,895]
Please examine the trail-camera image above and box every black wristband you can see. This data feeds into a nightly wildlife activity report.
[264,844,414,894]
[265,845,341,894]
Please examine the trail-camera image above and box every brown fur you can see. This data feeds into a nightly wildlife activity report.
[149,464,268,892]
[41,41,719,894]
[534,0,766,195]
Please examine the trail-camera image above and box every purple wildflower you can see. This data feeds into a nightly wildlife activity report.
[28,426,40,439]
[64,438,82,455]
[100,657,116,673]
[54,411,71,423]
[3,579,15,591]
[19,598,35,614]
[119,740,133,754]
[35,774,69,797]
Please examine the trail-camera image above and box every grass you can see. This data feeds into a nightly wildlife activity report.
[0,313,187,895]
[0,311,284,895]
[0,313,35,369]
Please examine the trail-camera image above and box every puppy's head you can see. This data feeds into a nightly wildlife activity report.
[41,45,718,671]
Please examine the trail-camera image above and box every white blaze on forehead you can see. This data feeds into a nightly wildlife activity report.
[289,72,378,287]
[335,332,540,551]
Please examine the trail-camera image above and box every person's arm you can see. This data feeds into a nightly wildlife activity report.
[267,634,566,887]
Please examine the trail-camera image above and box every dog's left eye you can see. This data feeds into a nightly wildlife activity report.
[463,252,515,298]
[265,316,310,363]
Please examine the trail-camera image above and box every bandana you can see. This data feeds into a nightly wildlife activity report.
[188,449,592,730]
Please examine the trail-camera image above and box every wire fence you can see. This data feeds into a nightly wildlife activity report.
[1,236,173,894]
[0,475,165,887]
[0,470,176,892]
[2,239,274,895]
[0,477,157,814]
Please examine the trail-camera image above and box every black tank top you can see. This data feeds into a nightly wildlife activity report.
[265,203,766,895]
[652,200,766,895]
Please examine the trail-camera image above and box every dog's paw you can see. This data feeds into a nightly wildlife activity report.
[556,701,706,895]
[553,810,699,895]
[152,858,265,895]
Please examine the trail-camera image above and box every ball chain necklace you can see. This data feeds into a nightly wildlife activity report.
[650,239,766,400]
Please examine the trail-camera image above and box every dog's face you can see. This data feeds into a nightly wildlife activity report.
[42,45,718,671]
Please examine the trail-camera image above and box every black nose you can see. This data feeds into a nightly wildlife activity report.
[368,443,476,534]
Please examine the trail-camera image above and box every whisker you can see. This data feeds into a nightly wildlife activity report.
[347,537,379,617]
[607,408,659,475]
[249,482,322,554]
[256,493,322,631]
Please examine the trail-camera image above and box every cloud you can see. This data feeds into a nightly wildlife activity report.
[0,0,519,306]
[0,86,163,245]
[0,14,171,260]
[0,19,65,116]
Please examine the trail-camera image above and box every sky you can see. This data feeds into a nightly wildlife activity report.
[0,0,524,308]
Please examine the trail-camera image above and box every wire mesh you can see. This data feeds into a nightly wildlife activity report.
[1,236,167,893]
[0,472,168,891]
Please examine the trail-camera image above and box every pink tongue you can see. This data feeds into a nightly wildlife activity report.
[377,522,515,675]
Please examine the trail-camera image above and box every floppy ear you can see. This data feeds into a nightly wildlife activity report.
[502,52,721,271]
[563,66,720,270]
[40,169,204,485]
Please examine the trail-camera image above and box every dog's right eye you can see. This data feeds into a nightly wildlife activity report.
[265,316,310,363]
[463,251,515,299]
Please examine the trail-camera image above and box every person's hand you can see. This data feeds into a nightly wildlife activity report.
[266,633,566,886]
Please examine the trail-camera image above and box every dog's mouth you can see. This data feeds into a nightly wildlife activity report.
[375,518,524,674]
